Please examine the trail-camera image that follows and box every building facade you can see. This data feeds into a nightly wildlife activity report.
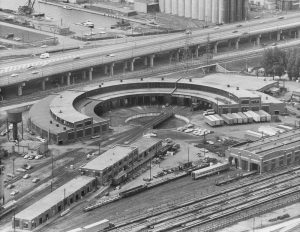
[159,0,249,24]
[226,130,300,173]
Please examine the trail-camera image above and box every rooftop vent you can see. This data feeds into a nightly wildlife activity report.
[59,110,62,113]
[60,95,63,98]
[120,79,123,82]
[56,124,59,127]
[189,78,192,82]
[236,87,239,90]
[64,127,67,130]
[161,77,164,81]
[50,120,52,124]
[227,84,230,87]
[140,78,143,81]
[99,85,101,87]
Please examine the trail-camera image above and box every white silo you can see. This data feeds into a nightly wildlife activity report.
[212,0,219,23]
[159,0,165,13]
[178,0,185,17]
[165,0,172,14]
[219,0,225,24]
[191,0,199,19]
[185,0,192,18]
[172,0,178,15]
[205,0,212,22]
[198,0,205,20]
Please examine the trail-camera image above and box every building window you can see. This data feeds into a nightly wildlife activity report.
[241,100,250,105]
[76,123,83,128]
[85,121,92,126]
[14,219,20,228]
[23,222,29,228]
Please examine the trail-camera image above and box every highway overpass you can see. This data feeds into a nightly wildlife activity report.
[1,14,300,96]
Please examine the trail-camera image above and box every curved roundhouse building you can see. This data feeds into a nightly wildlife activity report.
[28,74,284,145]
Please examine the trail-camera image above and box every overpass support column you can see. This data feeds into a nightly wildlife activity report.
[60,75,64,85]
[109,63,115,76]
[195,45,199,57]
[82,71,86,80]
[89,67,93,81]
[176,50,180,61]
[247,159,251,171]
[169,52,173,63]
[17,83,25,96]
[149,55,155,68]
[123,61,128,72]
[256,35,261,46]
[277,30,282,41]
[41,78,48,91]
[213,42,219,54]
[104,65,108,75]
[235,38,240,50]
[67,72,71,86]
[144,57,148,66]
[130,59,135,71]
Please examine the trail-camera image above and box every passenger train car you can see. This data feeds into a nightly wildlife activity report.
[191,162,230,180]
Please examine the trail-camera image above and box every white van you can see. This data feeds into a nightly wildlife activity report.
[40,53,50,59]
[203,109,215,116]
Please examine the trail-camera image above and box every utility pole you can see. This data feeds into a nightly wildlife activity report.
[188,145,190,163]
[51,150,54,192]
[98,142,101,155]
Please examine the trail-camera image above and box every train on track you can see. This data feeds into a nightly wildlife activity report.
[215,170,257,186]
[191,162,230,180]
[66,219,114,232]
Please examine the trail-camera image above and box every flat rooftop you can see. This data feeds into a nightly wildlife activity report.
[29,95,72,134]
[15,176,95,221]
[81,145,137,171]
[50,90,91,124]
[239,130,300,157]
[131,137,161,154]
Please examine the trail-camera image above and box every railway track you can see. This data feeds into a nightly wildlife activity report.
[106,166,300,232]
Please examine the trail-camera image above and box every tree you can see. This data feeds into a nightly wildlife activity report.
[261,47,286,78]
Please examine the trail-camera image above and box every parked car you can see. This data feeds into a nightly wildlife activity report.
[32,178,40,183]
[10,190,19,196]
[23,174,30,179]
[7,184,15,189]
[40,53,50,59]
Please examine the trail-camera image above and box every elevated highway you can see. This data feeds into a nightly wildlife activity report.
[2,14,300,95]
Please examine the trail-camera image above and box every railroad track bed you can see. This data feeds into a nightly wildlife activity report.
[107,166,300,232]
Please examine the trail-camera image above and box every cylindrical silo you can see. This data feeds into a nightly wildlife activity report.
[242,0,249,21]
[185,0,192,18]
[236,0,243,21]
[159,0,165,13]
[219,0,225,24]
[191,0,198,19]
[178,0,185,17]
[165,0,172,14]
[212,0,219,24]
[230,0,236,22]
[224,0,230,23]
[198,0,205,20]
[172,0,178,15]
[205,0,212,22]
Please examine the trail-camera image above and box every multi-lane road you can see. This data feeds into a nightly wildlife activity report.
[2,13,300,87]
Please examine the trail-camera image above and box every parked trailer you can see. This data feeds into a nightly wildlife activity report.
[247,111,260,122]
[66,219,114,232]
[237,112,248,123]
[232,113,243,124]
[213,114,224,125]
[191,163,230,180]
[258,110,271,122]
[243,111,254,123]
[221,114,234,125]
[210,115,221,126]
[255,111,267,122]
[245,130,263,140]
[277,125,293,131]
[204,115,217,127]
[258,126,277,136]
[228,113,238,124]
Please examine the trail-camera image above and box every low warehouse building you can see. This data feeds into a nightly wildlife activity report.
[226,130,300,173]
[80,138,162,185]
[12,176,96,230]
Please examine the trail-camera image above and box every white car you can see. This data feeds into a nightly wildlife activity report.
[23,174,30,179]
[10,190,19,196]
[11,73,18,77]
[32,178,40,183]
[40,53,50,59]
[41,45,48,48]
[184,128,194,133]
[106,54,115,57]
[31,71,39,75]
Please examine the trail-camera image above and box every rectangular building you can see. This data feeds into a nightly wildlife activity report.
[80,138,163,185]
[226,130,300,173]
[13,176,96,231]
